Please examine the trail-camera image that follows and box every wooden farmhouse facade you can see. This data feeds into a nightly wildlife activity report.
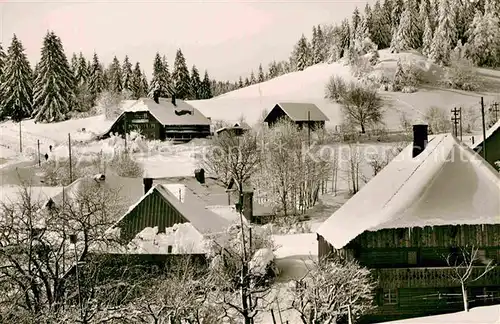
[98,97,211,142]
[472,119,500,169]
[316,126,500,323]
[263,102,329,130]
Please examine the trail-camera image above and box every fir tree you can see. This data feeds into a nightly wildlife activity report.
[32,31,75,122]
[258,64,265,82]
[295,34,311,71]
[122,55,133,92]
[250,71,256,84]
[200,70,212,99]
[190,65,201,100]
[108,56,123,93]
[161,55,171,93]
[312,26,319,64]
[172,49,191,99]
[75,52,88,85]
[244,77,250,86]
[390,0,420,52]
[391,0,405,29]
[316,25,327,63]
[238,76,244,88]
[141,71,149,94]
[70,53,78,77]
[422,16,434,57]
[429,0,455,65]
[131,62,147,99]
[0,35,33,121]
[0,43,6,81]
[393,59,406,90]
[465,8,500,67]
[351,7,362,43]
[149,53,169,97]
[89,53,105,101]
[371,0,392,48]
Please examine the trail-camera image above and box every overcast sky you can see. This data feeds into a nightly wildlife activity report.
[1,0,371,81]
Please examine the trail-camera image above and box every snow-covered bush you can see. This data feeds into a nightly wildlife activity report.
[443,57,482,91]
[269,220,312,235]
[108,149,144,178]
[425,106,452,134]
[392,58,423,93]
[289,257,376,323]
[351,55,373,78]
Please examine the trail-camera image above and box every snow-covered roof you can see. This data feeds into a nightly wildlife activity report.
[471,119,500,150]
[264,102,330,122]
[316,134,500,250]
[113,183,231,237]
[126,97,211,126]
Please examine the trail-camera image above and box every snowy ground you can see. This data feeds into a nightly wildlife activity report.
[188,49,500,128]
[382,305,500,324]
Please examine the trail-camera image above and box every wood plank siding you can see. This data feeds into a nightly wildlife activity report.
[318,224,500,323]
[117,189,188,241]
[106,111,163,140]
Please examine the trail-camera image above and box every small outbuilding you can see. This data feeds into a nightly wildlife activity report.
[215,122,251,137]
[263,102,329,130]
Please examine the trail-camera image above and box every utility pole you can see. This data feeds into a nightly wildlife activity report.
[451,107,460,137]
[459,107,463,141]
[19,121,22,153]
[124,119,128,152]
[307,110,311,148]
[490,102,499,123]
[481,97,487,160]
[37,140,41,166]
[68,133,73,183]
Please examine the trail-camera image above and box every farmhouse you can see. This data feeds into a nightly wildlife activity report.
[99,95,211,142]
[471,119,500,169]
[316,125,500,323]
[263,102,329,130]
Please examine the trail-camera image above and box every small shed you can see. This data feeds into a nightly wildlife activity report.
[215,122,250,137]
[263,102,329,130]
[98,97,211,142]
[471,119,500,169]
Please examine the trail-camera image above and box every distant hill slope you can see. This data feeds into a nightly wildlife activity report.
[188,50,500,130]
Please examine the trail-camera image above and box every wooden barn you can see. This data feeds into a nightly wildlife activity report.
[471,119,500,169]
[316,125,500,323]
[263,102,329,130]
[98,95,211,142]
[215,122,251,137]
[110,179,231,244]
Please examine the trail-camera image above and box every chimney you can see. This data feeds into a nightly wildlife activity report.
[153,90,160,104]
[143,178,153,194]
[412,124,428,158]
[194,168,205,184]
[171,94,176,107]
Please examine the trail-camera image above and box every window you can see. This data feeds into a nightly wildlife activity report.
[408,251,418,265]
[383,289,398,305]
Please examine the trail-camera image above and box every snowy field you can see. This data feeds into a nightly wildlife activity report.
[382,305,500,324]
[188,49,500,128]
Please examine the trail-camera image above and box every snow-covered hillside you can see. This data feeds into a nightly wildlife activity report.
[189,50,500,128]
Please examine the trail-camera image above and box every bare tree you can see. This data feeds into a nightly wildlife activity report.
[425,106,452,134]
[344,144,362,194]
[324,76,347,103]
[200,130,261,192]
[289,257,375,324]
[207,224,277,324]
[445,246,496,312]
[0,178,125,321]
[367,142,408,177]
[338,83,384,134]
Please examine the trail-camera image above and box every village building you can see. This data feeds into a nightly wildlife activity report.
[471,119,500,169]
[215,121,251,137]
[263,102,329,130]
[98,94,211,142]
[316,125,500,323]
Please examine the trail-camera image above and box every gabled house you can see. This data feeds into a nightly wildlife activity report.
[215,121,251,137]
[471,119,500,169]
[263,102,329,130]
[110,179,231,245]
[98,94,211,142]
[316,125,500,323]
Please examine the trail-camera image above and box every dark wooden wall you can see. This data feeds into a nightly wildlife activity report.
[265,106,291,127]
[117,189,188,241]
[103,111,162,140]
[473,129,500,169]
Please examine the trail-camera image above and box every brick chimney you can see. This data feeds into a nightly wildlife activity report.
[171,94,176,107]
[412,124,428,158]
[143,178,153,194]
[153,90,160,104]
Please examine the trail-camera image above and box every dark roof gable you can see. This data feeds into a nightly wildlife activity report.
[264,102,329,123]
